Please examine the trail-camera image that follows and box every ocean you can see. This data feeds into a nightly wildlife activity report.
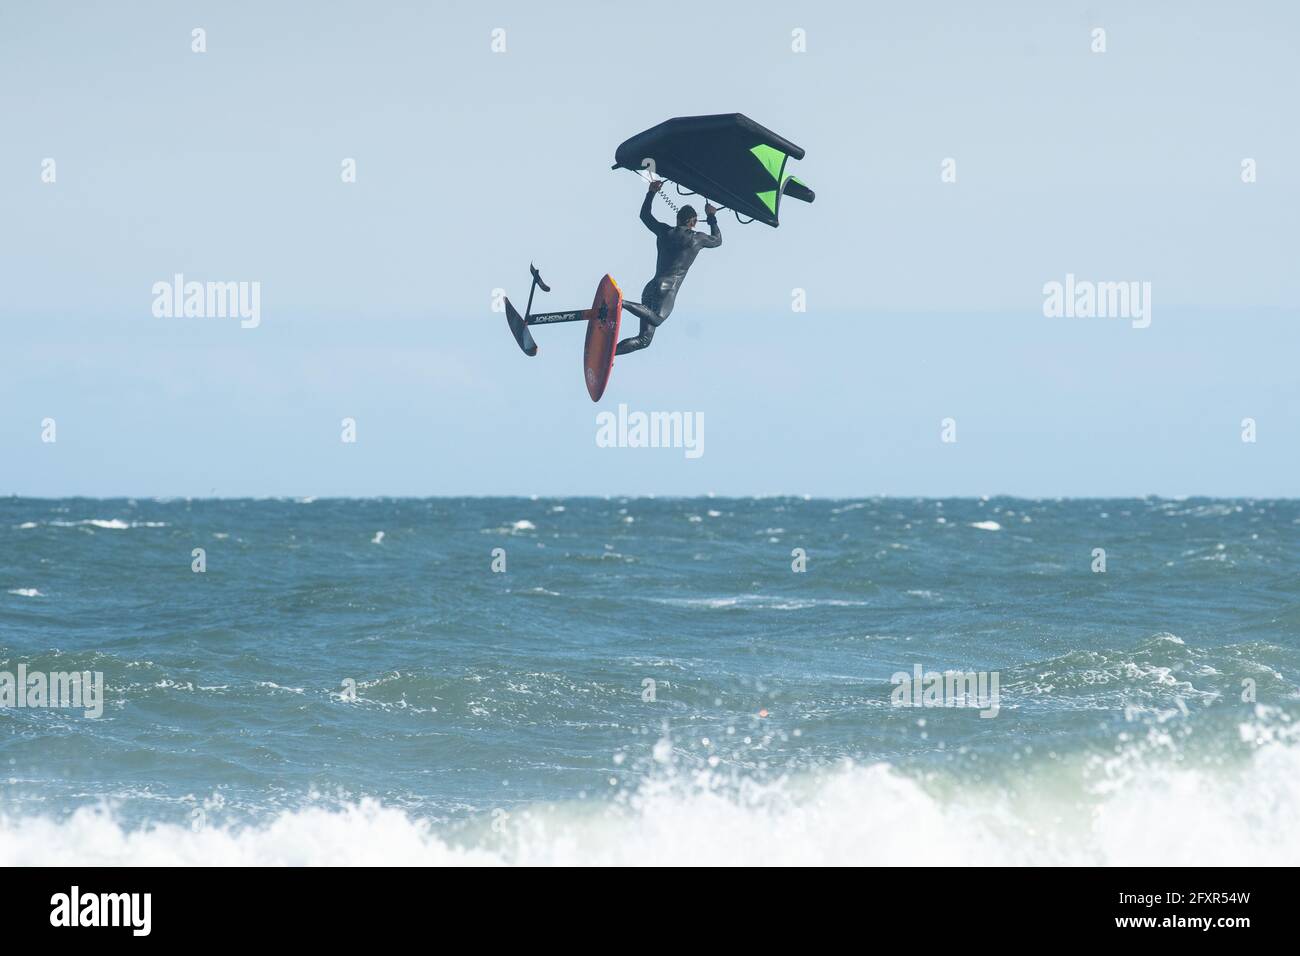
[1,496,1297,865]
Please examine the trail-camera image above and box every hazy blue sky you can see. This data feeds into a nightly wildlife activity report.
[2,1,1296,497]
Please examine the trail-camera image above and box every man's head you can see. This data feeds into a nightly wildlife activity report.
[676,205,698,228]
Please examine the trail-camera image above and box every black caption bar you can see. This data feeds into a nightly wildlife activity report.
[0,866,1284,941]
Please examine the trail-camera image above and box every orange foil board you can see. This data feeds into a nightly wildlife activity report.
[582,274,622,401]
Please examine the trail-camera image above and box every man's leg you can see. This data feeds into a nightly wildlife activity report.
[622,300,660,324]
[617,280,665,355]
[615,313,656,354]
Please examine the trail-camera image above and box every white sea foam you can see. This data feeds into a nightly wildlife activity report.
[2,741,1297,866]
[651,595,871,611]
[49,519,130,529]
[43,519,166,530]
[256,682,305,695]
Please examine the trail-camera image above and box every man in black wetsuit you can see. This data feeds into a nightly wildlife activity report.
[616,179,721,355]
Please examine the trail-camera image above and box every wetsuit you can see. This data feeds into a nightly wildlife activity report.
[615,192,721,355]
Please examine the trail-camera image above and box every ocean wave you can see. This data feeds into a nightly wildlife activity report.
[39,519,168,530]
[3,738,1297,866]
[648,595,872,611]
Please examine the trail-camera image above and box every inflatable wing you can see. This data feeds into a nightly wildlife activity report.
[613,113,814,227]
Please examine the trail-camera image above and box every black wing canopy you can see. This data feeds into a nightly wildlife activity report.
[613,113,814,227]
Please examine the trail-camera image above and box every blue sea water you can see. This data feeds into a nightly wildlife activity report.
[1,496,1297,865]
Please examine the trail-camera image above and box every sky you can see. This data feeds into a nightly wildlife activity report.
[1,0,1297,497]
